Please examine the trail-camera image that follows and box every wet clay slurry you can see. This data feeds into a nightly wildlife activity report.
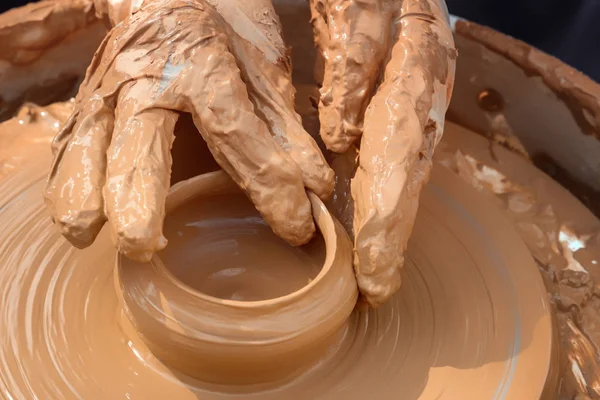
[118,171,358,386]
[0,102,554,398]
[160,193,323,301]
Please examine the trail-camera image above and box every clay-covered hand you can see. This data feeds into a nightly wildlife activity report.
[310,0,456,306]
[44,0,334,262]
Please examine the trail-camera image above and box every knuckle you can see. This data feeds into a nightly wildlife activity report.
[252,181,314,246]
[318,165,336,196]
[305,163,335,199]
[343,32,385,67]
[326,136,353,153]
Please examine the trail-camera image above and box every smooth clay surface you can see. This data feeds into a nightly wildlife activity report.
[118,171,358,386]
[160,191,323,302]
[0,100,555,399]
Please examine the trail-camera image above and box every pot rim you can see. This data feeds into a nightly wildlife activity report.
[122,169,339,309]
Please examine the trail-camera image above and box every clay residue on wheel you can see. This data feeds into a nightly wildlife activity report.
[438,122,600,399]
[0,100,74,177]
[0,105,553,398]
[454,20,600,142]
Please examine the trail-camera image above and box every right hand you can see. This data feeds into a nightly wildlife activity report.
[44,0,334,262]
[310,0,456,306]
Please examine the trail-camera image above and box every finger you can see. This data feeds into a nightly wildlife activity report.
[182,27,315,246]
[309,0,329,85]
[262,101,335,201]
[351,0,455,307]
[228,38,335,200]
[104,79,178,262]
[316,0,391,153]
[309,0,330,59]
[43,92,114,248]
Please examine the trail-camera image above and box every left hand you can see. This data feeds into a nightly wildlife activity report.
[310,0,456,306]
[44,0,334,262]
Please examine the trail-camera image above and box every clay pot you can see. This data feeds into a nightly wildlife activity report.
[117,170,358,385]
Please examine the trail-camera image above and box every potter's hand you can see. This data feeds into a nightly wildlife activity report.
[44,0,334,262]
[310,0,456,306]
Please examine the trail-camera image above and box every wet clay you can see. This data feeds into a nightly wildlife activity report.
[447,19,600,200]
[0,0,598,398]
[0,101,553,398]
[437,122,600,399]
[118,171,357,386]
[159,193,323,301]
[40,0,460,308]
[43,0,334,265]
[166,200,314,299]
[0,101,74,177]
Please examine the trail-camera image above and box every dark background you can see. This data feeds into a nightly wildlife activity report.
[448,0,600,82]
[2,0,599,82]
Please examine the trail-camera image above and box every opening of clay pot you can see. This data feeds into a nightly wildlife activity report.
[117,171,358,386]
[160,190,325,302]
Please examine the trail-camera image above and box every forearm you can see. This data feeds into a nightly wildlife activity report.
[395,0,455,119]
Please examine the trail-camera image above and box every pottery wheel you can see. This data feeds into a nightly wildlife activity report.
[0,136,552,399]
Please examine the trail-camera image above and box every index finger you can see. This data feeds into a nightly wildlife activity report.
[311,0,391,153]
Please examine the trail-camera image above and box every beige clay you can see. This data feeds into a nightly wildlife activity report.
[0,91,559,400]
[0,0,598,398]
[41,0,457,307]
